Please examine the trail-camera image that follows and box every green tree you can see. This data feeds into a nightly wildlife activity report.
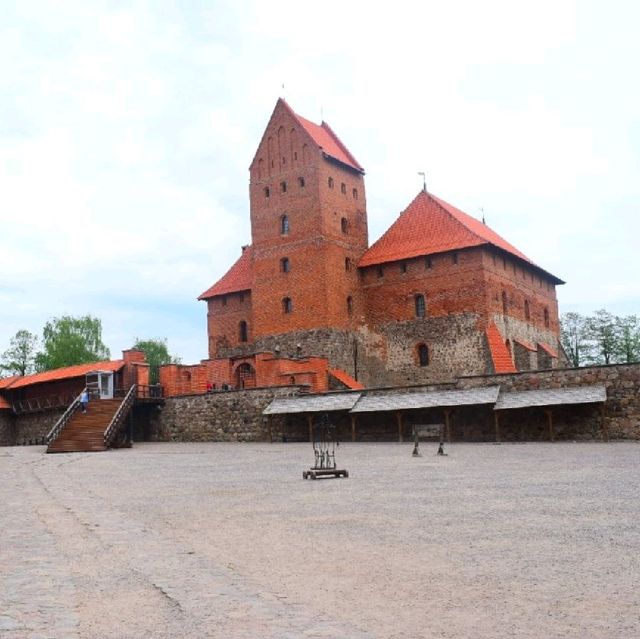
[133,338,180,384]
[35,315,110,371]
[1,329,39,376]
[585,309,618,365]
[560,312,589,367]
[615,315,640,363]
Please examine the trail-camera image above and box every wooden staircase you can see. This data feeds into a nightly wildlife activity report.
[47,399,124,453]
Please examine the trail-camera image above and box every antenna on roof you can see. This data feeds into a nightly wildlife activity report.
[418,172,427,193]
[480,207,486,224]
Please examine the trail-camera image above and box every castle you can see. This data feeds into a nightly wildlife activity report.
[197,99,564,392]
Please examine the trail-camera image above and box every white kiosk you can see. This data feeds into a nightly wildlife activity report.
[85,371,114,399]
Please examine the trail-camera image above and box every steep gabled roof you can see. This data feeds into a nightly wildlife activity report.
[251,98,364,174]
[198,247,253,300]
[486,324,518,374]
[3,360,125,391]
[359,190,563,284]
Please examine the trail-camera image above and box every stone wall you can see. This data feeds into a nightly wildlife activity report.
[150,386,301,442]
[13,409,65,445]
[0,411,15,446]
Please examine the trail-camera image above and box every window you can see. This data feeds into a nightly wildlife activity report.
[280,181,287,193]
[341,217,349,234]
[282,156,286,166]
[415,294,426,318]
[264,186,270,198]
[417,343,429,367]
[221,295,227,307]
[298,177,305,187]
[377,266,384,278]
[328,177,334,188]
[347,296,353,315]
[352,188,358,199]
[452,252,458,265]
[425,256,432,269]
[345,257,352,271]
[239,321,248,343]
[544,307,550,328]
[281,257,290,273]
[239,292,245,303]
[503,258,507,270]
[524,300,530,321]
[502,291,508,314]
[282,297,293,313]
[400,262,407,274]
[280,215,289,235]
[341,182,346,194]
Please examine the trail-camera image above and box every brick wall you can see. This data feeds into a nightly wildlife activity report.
[159,364,208,397]
[0,410,14,446]
[207,290,253,358]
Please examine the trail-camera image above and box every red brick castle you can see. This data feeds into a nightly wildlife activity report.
[197,99,564,391]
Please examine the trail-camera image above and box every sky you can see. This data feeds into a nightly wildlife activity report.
[1,0,639,365]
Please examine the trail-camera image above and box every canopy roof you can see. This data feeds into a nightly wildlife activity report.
[263,392,362,415]
[494,385,607,410]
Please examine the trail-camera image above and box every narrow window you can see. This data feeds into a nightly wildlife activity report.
[400,262,407,274]
[425,256,432,269]
[503,258,507,270]
[328,177,334,189]
[417,343,429,367]
[377,266,384,278]
[221,296,227,307]
[264,186,270,198]
[452,252,458,265]
[239,292,245,303]
[281,257,290,273]
[280,215,289,235]
[415,294,426,318]
[544,307,550,328]
[280,181,287,193]
[282,156,286,166]
[298,177,305,187]
[345,257,352,271]
[289,375,295,385]
[239,321,248,343]
[282,297,293,313]
[347,296,353,315]
[341,182,346,194]
[352,188,358,199]
[524,300,530,321]
[502,291,508,314]
[341,217,349,234]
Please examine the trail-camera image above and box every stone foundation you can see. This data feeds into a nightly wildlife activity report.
[0,411,15,446]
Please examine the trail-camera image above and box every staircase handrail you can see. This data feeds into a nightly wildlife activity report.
[46,387,85,444]
[104,384,137,447]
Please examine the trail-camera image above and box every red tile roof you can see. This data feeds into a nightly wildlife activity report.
[3,360,124,390]
[486,324,517,374]
[277,99,364,173]
[198,247,253,300]
[359,190,563,283]
[0,375,20,390]
[538,342,558,358]
[329,368,365,390]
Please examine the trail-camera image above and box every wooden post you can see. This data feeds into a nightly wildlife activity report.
[443,408,452,443]
[307,414,314,443]
[267,415,273,444]
[545,409,554,442]
[601,403,608,442]
[396,411,403,443]
[494,411,501,443]
[351,414,357,442]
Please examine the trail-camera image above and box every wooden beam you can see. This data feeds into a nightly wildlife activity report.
[267,415,273,444]
[307,414,313,443]
[443,408,452,443]
[544,409,554,442]
[396,411,403,443]
[601,403,608,442]
[351,414,357,442]
[494,411,501,443]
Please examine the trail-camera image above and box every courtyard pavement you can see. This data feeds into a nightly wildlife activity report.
[1,441,639,638]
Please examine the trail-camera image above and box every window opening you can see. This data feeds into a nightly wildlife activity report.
[377,266,384,278]
[502,291,508,314]
[281,257,290,273]
[298,177,305,187]
[341,217,349,234]
[341,182,346,194]
[347,296,353,315]
[239,321,248,343]
[400,262,407,274]
[415,294,426,318]
[352,188,358,199]
[425,256,432,269]
[544,307,550,328]
[264,186,270,198]
[280,214,289,235]
[417,344,429,367]
[328,177,334,188]
[524,300,530,321]
[282,297,293,313]
[280,181,287,193]
[345,257,352,271]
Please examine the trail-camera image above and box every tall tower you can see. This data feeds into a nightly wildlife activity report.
[248,99,368,342]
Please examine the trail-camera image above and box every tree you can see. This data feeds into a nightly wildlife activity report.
[133,338,180,384]
[35,315,110,371]
[585,309,618,365]
[1,330,38,376]
[615,315,640,363]
[560,312,589,367]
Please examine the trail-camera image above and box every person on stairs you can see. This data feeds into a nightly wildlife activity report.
[80,389,89,413]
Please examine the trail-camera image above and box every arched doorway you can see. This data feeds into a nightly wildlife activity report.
[235,363,256,389]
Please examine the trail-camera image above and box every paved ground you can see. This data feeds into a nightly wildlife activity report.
[1,441,639,639]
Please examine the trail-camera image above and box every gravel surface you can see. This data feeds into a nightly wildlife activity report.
[1,441,639,638]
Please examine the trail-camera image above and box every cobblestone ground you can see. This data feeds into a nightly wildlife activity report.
[1,441,639,638]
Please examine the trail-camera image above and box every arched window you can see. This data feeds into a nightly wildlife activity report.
[298,176,305,187]
[544,307,550,328]
[417,343,429,367]
[280,215,289,235]
[289,375,296,385]
[282,297,293,313]
[345,257,352,271]
[239,321,248,343]
[524,300,530,321]
[347,296,353,315]
[280,181,287,193]
[264,186,270,198]
[341,217,349,234]
[328,177,334,189]
[502,291,508,314]
[281,257,290,273]
[415,294,426,318]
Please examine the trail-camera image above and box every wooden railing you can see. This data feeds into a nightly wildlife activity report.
[104,384,137,448]
[45,388,85,444]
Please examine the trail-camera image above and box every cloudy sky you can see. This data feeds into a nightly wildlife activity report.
[1,0,638,365]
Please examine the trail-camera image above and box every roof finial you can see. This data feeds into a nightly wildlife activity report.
[480,207,486,224]
[281,83,285,98]
[418,172,427,193]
